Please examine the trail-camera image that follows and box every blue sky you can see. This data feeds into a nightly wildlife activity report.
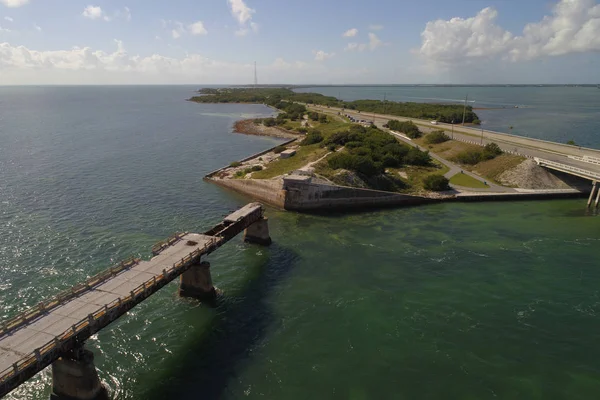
[1,0,599,84]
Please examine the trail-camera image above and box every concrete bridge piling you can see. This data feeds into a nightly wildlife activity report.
[243,217,272,246]
[587,181,597,208]
[179,261,216,300]
[50,347,108,400]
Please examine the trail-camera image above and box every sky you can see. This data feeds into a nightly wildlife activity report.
[0,0,599,84]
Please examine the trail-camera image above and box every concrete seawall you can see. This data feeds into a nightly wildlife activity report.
[282,176,436,211]
[208,176,437,211]
[210,178,287,208]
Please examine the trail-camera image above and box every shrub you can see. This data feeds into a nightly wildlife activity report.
[308,112,319,121]
[273,146,286,154]
[423,175,450,191]
[250,165,263,172]
[404,147,431,166]
[454,150,482,165]
[263,118,276,127]
[296,127,308,134]
[301,130,323,145]
[472,119,481,125]
[567,139,577,146]
[229,161,242,168]
[483,142,502,159]
[387,120,422,139]
[319,114,328,123]
[253,118,263,125]
[327,144,337,152]
[425,130,450,144]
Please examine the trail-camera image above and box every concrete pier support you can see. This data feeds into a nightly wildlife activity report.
[243,217,272,246]
[179,261,216,300]
[587,181,597,208]
[50,348,108,400]
[595,185,600,208]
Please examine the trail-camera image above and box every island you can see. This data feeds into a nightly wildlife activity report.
[192,88,588,211]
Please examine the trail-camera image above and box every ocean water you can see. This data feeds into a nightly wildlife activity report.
[294,86,600,149]
[0,86,599,400]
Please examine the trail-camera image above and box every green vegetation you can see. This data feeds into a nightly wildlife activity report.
[449,173,489,188]
[344,99,479,124]
[190,87,480,124]
[567,139,577,146]
[385,120,422,139]
[325,125,431,177]
[273,145,287,154]
[252,145,328,179]
[234,165,263,178]
[425,130,450,144]
[229,161,242,168]
[423,175,450,191]
[301,130,324,145]
[453,142,503,165]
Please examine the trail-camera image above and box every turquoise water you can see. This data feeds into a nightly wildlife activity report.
[294,86,600,149]
[1,86,599,399]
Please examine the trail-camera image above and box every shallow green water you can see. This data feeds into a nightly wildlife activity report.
[1,87,599,399]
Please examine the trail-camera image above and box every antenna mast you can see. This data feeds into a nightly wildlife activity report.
[254,61,258,88]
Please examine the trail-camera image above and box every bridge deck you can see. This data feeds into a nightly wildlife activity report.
[0,203,264,398]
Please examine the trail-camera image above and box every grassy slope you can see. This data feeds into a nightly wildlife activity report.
[251,120,348,179]
[449,173,489,188]
[251,144,328,179]
[415,136,524,184]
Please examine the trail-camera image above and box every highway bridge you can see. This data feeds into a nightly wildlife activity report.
[0,203,271,400]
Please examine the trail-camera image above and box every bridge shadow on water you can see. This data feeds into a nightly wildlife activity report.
[141,242,300,400]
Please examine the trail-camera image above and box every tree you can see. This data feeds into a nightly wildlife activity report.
[300,130,323,145]
[423,175,450,191]
[425,130,450,144]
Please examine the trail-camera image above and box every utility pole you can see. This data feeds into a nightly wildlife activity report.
[461,94,468,125]
[451,120,455,139]
[480,125,484,145]
[383,92,387,115]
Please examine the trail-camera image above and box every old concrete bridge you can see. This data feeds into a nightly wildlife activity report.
[0,203,271,400]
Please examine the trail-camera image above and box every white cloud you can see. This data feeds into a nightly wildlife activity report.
[33,23,40,31]
[345,32,383,52]
[313,50,335,61]
[418,0,600,67]
[0,0,29,8]
[0,24,10,32]
[171,29,181,39]
[4,16,13,22]
[82,5,131,22]
[189,21,207,35]
[343,28,358,37]
[369,24,384,31]
[0,40,368,84]
[228,0,257,36]
[82,5,103,20]
[368,32,382,50]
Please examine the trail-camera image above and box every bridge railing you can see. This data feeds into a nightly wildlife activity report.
[0,236,221,396]
[534,157,600,180]
[0,257,141,338]
[151,232,188,256]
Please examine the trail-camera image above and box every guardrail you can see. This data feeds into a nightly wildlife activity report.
[0,236,221,397]
[534,157,600,180]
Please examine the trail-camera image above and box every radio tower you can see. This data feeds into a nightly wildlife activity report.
[254,61,258,88]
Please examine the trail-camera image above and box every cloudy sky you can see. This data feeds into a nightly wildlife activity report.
[1,0,599,84]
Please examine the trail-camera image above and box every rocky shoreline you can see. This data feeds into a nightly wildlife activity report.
[233,119,300,139]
